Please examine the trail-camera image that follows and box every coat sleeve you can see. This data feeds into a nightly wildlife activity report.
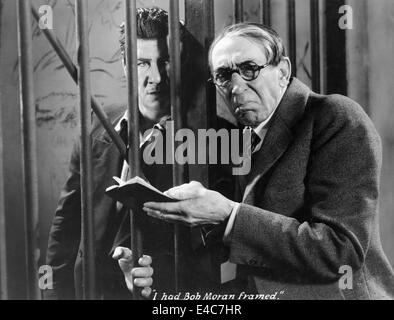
[190,117,237,251]
[228,96,382,282]
[44,140,81,299]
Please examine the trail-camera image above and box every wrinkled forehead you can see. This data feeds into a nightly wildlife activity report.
[136,36,184,60]
[211,36,268,70]
[136,38,169,58]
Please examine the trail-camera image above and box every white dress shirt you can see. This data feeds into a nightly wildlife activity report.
[223,100,282,243]
[114,111,169,210]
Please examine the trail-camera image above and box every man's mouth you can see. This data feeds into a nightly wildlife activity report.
[147,87,170,95]
[234,105,252,114]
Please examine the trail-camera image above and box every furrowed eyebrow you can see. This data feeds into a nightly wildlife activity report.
[214,60,258,72]
[237,60,258,66]
[214,67,231,73]
[137,58,151,63]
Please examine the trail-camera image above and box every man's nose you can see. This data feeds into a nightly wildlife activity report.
[148,63,162,84]
[230,72,247,95]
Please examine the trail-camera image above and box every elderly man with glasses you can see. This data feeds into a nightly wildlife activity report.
[142,22,394,299]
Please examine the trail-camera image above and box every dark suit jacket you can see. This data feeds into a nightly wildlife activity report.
[45,104,233,299]
[227,78,394,299]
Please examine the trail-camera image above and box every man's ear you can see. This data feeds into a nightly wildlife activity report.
[278,57,291,87]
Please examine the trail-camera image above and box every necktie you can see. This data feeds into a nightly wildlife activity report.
[245,127,261,154]
[251,130,261,154]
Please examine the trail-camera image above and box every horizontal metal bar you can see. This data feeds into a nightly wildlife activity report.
[75,0,96,300]
[16,0,40,300]
[31,6,127,160]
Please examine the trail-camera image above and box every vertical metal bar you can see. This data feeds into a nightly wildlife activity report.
[325,0,347,95]
[0,3,4,298]
[0,94,8,300]
[124,0,142,300]
[287,0,297,77]
[16,0,40,300]
[310,0,321,92]
[233,0,244,23]
[75,0,96,300]
[31,6,127,159]
[185,0,216,186]
[169,0,183,293]
[259,0,271,26]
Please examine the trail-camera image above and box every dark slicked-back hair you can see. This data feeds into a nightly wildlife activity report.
[119,7,184,64]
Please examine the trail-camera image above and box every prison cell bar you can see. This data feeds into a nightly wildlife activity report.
[310,0,321,92]
[287,0,297,77]
[260,0,271,27]
[0,3,4,294]
[169,0,184,293]
[16,0,40,300]
[233,0,244,23]
[325,0,347,95]
[31,7,127,160]
[75,0,96,300]
[184,0,216,186]
[124,0,143,300]
[0,94,8,300]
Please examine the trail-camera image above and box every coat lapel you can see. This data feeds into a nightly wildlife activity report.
[95,110,150,182]
[242,118,292,202]
[91,110,125,179]
[242,78,310,202]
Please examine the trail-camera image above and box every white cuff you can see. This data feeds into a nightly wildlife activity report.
[223,202,240,244]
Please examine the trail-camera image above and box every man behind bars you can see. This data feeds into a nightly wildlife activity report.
[142,22,394,299]
[45,7,232,300]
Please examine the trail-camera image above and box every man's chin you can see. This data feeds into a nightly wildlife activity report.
[141,99,170,114]
[236,112,259,127]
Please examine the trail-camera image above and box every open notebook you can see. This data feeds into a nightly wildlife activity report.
[105,176,177,207]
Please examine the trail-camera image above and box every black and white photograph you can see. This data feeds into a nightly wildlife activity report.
[0,0,394,307]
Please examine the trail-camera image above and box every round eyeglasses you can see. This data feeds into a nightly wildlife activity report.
[209,62,270,88]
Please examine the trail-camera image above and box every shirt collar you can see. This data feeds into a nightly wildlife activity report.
[242,104,276,141]
[115,111,171,148]
[115,110,171,132]
[243,87,285,139]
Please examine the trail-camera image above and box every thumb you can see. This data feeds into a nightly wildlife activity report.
[112,246,132,260]
[164,181,205,200]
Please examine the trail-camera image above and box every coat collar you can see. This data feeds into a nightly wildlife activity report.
[242,77,311,202]
[95,110,171,145]
[94,112,126,145]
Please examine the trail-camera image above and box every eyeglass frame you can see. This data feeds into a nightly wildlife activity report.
[208,62,270,88]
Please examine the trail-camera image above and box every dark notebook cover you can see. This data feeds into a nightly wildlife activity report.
[105,176,178,208]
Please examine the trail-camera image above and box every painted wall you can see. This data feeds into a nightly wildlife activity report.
[0,0,184,299]
[1,0,393,298]
[347,0,394,267]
